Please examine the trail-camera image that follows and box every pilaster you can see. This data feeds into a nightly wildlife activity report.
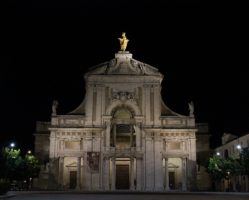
[76,157,81,190]
[164,158,169,190]
[103,157,110,190]
[130,158,135,190]
[154,135,163,190]
[136,158,142,190]
[111,158,116,190]
[182,157,187,191]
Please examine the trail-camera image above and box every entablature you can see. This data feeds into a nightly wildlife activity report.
[51,115,86,127]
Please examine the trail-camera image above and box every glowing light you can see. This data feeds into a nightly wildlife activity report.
[237,144,241,150]
[216,152,220,156]
[27,150,32,154]
[10,142,15,148]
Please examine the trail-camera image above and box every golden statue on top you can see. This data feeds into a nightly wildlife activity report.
[118,32,129,51]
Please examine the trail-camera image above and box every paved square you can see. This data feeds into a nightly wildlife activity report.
[8,192,249,200]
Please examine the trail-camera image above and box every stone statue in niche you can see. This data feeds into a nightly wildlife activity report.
[188,101,194,116]
[52,100,59,115]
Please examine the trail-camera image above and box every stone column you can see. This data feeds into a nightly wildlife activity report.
[106,122,111,149]
[165,158,169,190]
[58,156,64,188]
[189,137,197,190]
[136,158,142,190]
[113,125,116,147]
[103,157,110,190]
[189,138,196,161]
[130,125,133,147]
[154,136,163,191]
[83,152,89,190]
[182,157,187,191]
[80,138,83,151]
[48,158,57,190]
[145,85,151,125]
[145,137,153,190]
[96,86,102,124]
[130,158,135,190]
[49,132,56,158]
[111,158,116,190]
[135,124,141,151]
[85,84,93,125]
[81,157,84,189]
[76,157,81,190]
[153,85,161,126]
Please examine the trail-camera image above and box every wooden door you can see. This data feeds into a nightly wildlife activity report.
[116,165,129,189]
[69,171,77,189]
[169,171,175,189]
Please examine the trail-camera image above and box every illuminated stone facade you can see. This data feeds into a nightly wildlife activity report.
[34,51,198,191]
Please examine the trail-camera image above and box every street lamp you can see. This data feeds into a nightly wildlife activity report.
[216,152,220,156]
[10,142,15,148]
[226,171,231,192]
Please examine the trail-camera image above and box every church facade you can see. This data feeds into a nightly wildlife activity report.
[34,47,200,191]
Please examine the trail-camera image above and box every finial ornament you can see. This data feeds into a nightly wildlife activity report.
[118,32,129,51]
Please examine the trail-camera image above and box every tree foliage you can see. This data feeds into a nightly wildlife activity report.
[0,148,24,181]
[240,147,249,176]
[0,148,40,182]
[207,155,240,181]
[23,153,40,180]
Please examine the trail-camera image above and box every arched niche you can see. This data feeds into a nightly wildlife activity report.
[110,106,135,149]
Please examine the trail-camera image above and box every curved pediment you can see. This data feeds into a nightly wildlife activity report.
[86,52,162,77]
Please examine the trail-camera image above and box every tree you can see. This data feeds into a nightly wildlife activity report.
[207,155,241,191]
[240,147,249,176]
[0,147,40,191]
[207,155,224,182]
[23,152,40,185]
[0,148,24,181]
[0,147,24,194]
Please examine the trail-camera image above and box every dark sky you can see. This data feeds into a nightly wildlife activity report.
[1,2,248,152]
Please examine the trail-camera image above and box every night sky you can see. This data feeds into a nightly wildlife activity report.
[1,2,248,153]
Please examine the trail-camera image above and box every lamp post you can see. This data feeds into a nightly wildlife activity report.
[237,144,241,154]
[236,144,242,192]
[226,171,231,192]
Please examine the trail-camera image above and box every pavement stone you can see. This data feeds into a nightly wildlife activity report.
[2,191,249,200]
